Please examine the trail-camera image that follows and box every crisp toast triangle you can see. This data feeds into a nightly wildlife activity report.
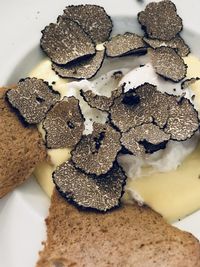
[37,189,200,267]
[0,87,47,198]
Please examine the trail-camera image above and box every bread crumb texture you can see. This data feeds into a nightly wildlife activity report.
[0,87,47,198]
[36,190,200,267]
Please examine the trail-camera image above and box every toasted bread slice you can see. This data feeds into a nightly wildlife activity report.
[0,87,47,198]
[37,190,200,267]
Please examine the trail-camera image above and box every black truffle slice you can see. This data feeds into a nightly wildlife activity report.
[80,86,122,111]
[63,5,112,44]
[52,50,105,79]
[71,123,121,175]
[181,77,200,90]
[135,83,169,128]
[110,83,169,132]
[6,78,60,124]
[143,35,190,57]
[138,0,183,41]
[121,123,170,156]
[105,33,147,57]
[150,47,187,82]
[43,97,85,149]
[41,18,95,65]
[110,91,150,133]
[164,96,199,141]
[53,161,126,211]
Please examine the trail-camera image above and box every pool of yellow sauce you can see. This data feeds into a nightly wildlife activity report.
[32,55,200,223]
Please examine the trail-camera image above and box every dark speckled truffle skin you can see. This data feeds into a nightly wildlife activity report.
[81,86,122,111]
[105,33,147,58]
[41,18,95,65]
[110,83,169,132]
[6,78,60,124]
[43,96,85,149]
[143,35,190,57]
[63,4,113,44]
[121,123,170,156]
[150,47,187,82]
[71,123,121,175]
[110,83,199,142]
[164,96,199,141]
[53,161,126,211]
[52,50,105,80]
[138,0,183,41]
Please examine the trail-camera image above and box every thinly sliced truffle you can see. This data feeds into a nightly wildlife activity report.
[41,18,95,65]
[135,83,169,128]
[138,0,183,41]
[105,33,147,57]
[6,78,60,124]
[110,91,149,133]
[43,97,85,149]
[52,50,105,79]
[63,5,112,44]
[181,77,200,90]
[71,123,121,175]
[53,161,126,211]
[80,86,122,111]
[143,35,190,57]
[164,96,199,141]
[150,47,187,82]
[110,83,169,132]
[121,123,170,156]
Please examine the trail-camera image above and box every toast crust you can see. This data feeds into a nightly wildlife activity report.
[37,190,200,267]
[0,87,47,198]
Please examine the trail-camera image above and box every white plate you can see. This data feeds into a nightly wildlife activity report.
[0,1,200,266]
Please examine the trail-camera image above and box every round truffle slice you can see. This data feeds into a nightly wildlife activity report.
[138,0,183,41]
[63,5,112,44]
[110,91,151,133]
[150,47,187,82]
[6,78,60,124]
[121,123,170,156]
[143,35,190,57]
[71,123,121,175]
[41,18,95,65]
[110,83,169,132]
[43,96,85,149]
[53,161,126,211]
[135,83,169,128]
[52,50,105,79]
[80,86,122,111]
[105,33,147,58]
[164,96,199,141]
